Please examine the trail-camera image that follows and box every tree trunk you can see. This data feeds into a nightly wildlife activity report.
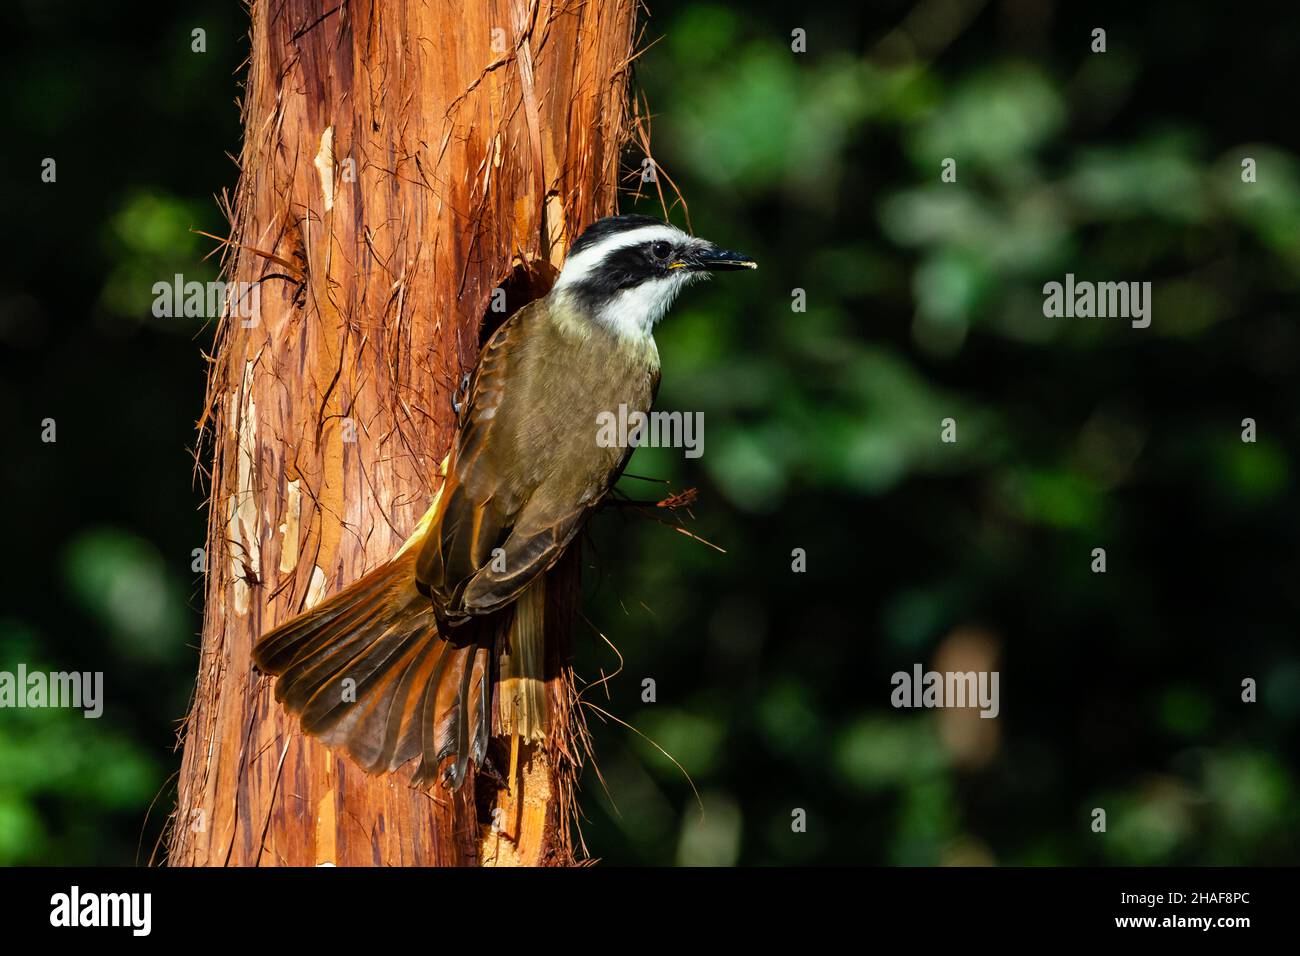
[169,0,637,867]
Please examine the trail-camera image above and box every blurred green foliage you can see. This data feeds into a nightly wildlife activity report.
[0,0,243,863]
[581,0,1300,865]
[1,0,1297,865]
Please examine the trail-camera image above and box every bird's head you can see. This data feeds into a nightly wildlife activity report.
[551,214,756,340]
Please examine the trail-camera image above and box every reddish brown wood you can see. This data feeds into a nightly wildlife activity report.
[168,0,638,867]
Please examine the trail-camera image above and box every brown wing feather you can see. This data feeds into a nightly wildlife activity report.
[415,306,527,611]
[459,503,588,614]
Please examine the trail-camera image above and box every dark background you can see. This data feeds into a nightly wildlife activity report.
[1,0,1297,865]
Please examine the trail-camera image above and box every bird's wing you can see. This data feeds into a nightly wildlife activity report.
[414,305,529,609]
[456,498,591,615]
[415,300,658,618]
[457,360,659,615]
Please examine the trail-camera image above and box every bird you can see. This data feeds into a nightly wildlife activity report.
[252,214,756,790]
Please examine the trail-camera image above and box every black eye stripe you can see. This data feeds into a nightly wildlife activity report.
[565,244,668,307]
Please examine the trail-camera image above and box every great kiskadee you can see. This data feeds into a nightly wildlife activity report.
[252,214,756,789]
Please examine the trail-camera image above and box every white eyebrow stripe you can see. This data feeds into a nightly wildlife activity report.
[554,224,689,289]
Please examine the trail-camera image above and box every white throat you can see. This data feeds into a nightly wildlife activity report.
[597,271,704,339]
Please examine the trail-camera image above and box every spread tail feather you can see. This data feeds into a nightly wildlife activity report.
[252,549,491,790]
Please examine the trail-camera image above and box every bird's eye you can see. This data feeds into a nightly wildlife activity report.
[651,241,672,261]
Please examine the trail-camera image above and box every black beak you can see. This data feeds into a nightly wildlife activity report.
[687,246,758,272]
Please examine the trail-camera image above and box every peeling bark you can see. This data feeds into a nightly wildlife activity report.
[169,0,638,867]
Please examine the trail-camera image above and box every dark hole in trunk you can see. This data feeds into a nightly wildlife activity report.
[479,259,559,347]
